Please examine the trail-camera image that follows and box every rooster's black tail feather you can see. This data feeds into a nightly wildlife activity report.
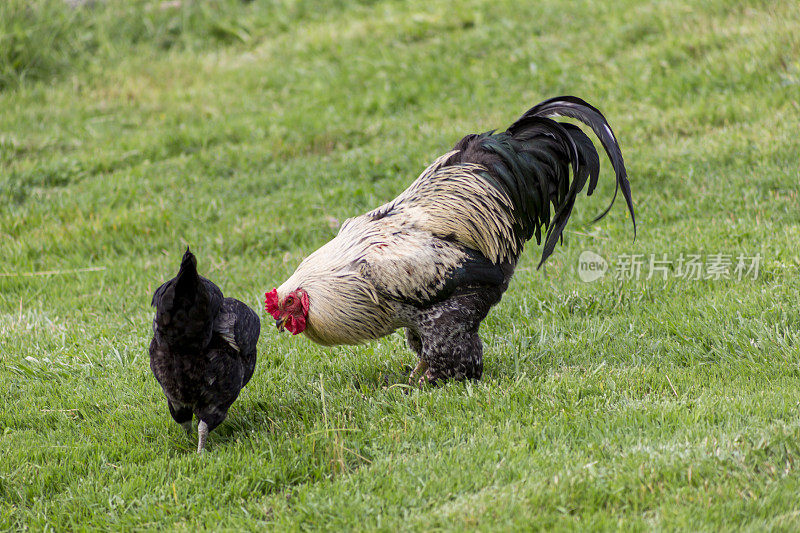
[454,96,634,267]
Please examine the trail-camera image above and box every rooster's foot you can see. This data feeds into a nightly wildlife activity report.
[408,359,429,386]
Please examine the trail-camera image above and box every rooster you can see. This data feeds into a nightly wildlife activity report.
[150,248,260,452]
[266,96,635,384]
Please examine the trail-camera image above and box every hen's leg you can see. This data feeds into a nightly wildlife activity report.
[197,421,209,454]
[194,406,229,454]
[167,401,193,437]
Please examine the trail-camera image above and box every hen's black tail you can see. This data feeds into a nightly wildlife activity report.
[151,248,223,350]
[456,96,635,268]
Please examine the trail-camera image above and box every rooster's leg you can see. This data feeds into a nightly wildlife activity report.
[424,330,483,383]
[181,421,193,437]
[405,329,428,385]
[197,420,209,454]
[409,359,429,385]
[413,288,502,384]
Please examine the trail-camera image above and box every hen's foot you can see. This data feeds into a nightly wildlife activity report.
[197,420,209,454]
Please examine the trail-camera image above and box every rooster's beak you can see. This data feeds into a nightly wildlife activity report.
[275,316,286,332]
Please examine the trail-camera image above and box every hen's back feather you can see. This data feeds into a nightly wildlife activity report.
[151,250,223,352]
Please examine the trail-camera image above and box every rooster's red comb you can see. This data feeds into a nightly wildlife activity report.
[265,289,280,318]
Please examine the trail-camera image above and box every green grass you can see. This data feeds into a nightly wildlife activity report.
[2,0,800,529]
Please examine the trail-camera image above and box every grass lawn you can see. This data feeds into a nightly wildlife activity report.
[1,0,799,529]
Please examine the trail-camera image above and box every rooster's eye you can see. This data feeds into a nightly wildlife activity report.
[285,296,294,306]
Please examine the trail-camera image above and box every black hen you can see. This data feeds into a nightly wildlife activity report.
[149,248,260,452]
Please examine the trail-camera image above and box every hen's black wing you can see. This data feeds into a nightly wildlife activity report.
[213,298,260,387]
